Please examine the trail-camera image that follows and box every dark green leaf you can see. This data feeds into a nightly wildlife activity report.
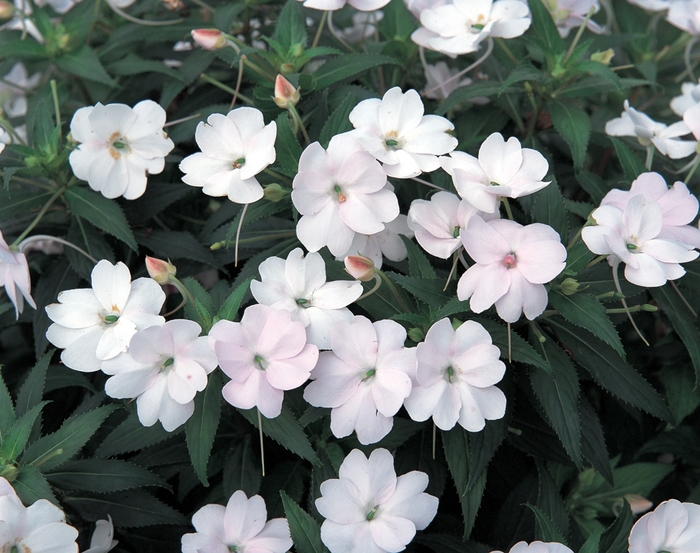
[96,411,175,457]
[136,230,216,266]
[576,172,609,205]
[223,438,261,498]
[319,93,357,148]
[65,187,138,252]
[550,292,624,358]
[389,274,450,307]
[182,276,215,333]
[281,490,329,553]
[21,405,117,471]
[574,61,622,89]
[600,501,633,553]
[312,54,401,89]
[1,402,48,462]
[0,39,47,60]
[106,53,186,81]
[580,529,602,553]
[476,318,550,371]
[609,137,645,183]
[528,0,566,54]
[465,417,508,494]
[0,372,14,435]
[185,372,223,486]
[275,0,307,50]
[218,277,253,321]
[530,340,582,468]
[660,365,700,425]
[378,0,418,40]
[437,81,504,115]
[16,351,51,417]
[536,462,569,537]
[276,112,303,174]
[500,61,548,93]
[563,239,595,276]
[580,397,613,485]
[402,235,437,279]
[527,504,568,544]
[45,459,169,492]
[651,286,700,386]
[531,178,568,240]
[550,320,673,423]
[14,465,58,506]
[548,101,590,171]
[239,405,320,465]
[564,199,595,220]
[160,50,216,109]
[55,45,117,86]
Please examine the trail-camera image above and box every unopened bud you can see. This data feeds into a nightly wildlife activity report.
[0,1,13,19]
[641,303,658,312]
[145,256,177,284]
[623,494,653,515]
[263,183,288,202]
[408,327,425,342]
[451,318,463,330]
[289,43,304,58]
[273,74,301,108]
[560,277,580,296]
[280,63,296,75]
[344,255,375,282]
[590,48,614,65]
[191,29,227,50]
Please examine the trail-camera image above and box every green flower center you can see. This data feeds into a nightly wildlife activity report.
[103,315,119,324]
[362,368,376,382]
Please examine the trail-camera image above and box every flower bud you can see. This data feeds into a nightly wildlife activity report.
[641,303,658,312]
[560,277,580,296]
[0,1,13,19]
[145,256,177,285]
[191,29,227,50]
[623,494,653,515]
[407,327,425,342]
[590,48,614,65]
[344,255,375,282]
[263,183,288,202]
[273,74,301,108]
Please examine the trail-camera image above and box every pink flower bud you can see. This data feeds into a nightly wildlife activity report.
[0,1,13,19]
[273,74,300,108]
[145,256,177,285]
[191,29,227,50]
[344,255,375,282]
[624,494,653,515]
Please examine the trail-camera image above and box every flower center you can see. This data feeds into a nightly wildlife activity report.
[366,506,379,520]
[362,368,376,382]
[103,314,119,324]
[296,298,310,306]
[452,226,460,238]
[626,243,638,251]
[232,157,245,169]
[334,184,347,203]
[254,355,267,371]
[108,132,130,159]
[161,357,174,372]
[445,365,456,382]
[502,253,517,269]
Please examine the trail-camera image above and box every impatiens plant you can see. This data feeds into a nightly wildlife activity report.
[4,0,700,550]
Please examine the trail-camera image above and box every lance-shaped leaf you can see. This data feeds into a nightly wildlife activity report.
[281,490,329,553]
[186,372,223,486]
[45,458,169,492]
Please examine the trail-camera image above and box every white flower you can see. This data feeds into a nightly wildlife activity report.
[627,0,672,11]
[46,260,166,373]
[250,247,363,349]
[423,62,477,101]
[440,132,550,214]
[338,214,413,269]
[292,134,399,257]
[412,0,531,57]
[69,100,175,200]
[102,320,218,432]
[605,100,697,159]
[667,0,700,34]
[404,318,506,431]
[0,230,36,319]
[297,0,390,11]
[544,0,603,38]
[83,517,118,553]
[582,194,699,287]
[0,0,44,43]
[0,62,41,119]
[670,79,700,116]
[0,477,79,553]
[348,87,458,179]
[303,316,417,445]
[340,10,384,43]
[34,0,80,14]
[316,448,438,553]
[182,490,292,553]
[179,107,276,205]
[491,542,574,553]
[628,499,700,553]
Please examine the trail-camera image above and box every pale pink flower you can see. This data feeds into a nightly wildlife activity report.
[0,230,36,319]
[69,100,175,200]
[292,134,399,257]
[0,477,79,553]
[544,0,603,38]
[404,318,506,431]
[582,195,699,287]
[316,448,438,553]
[412,0,531,57]
[339,11,384,43]
[491,541,574,553]
[83,517,118,553]
[344,255,376,282]
[338,214,413,268]
[250,248,363,349]
[682,102,700,148]
[102,320,217,432]
[667,0,700,35]
[303,316,416,445]
[0,62,41,118]
[407,191,498,259]
[348,87,458,178]
[423,62,481,102]
[605,100,696,159]
[180,107,276,205]
[297,0,389,11]
[182,490,292,553]
[190,29,227,50]
[458,217,567,322]
[628,499,700,553]
[627,0,671,11]
[208,304,319,418]
[440,132,550,214]
[600,172,700,248]
[670,79,700,116]
[46,260,166,373]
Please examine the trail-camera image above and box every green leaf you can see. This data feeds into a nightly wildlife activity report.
[106,53,186,81]
[160,50,216,109]
[580,529,602,553]
[574,61,622,89]
[0,187,53,224]
[528,0,566,54]
[531,178,568,240]
[1,402,48,462]
[0,38,47,60]
[500,60,548,93]
[45,458,169,492]
[600,501,633,553]
[651,286,700,386]
[21,405,117,471]
[464,417,508,494]
[536,462,569,537]
[576,171,609,204]
[580,397,613,485]
[476,318,550,371]
[548,101,590,171]
[564,199,595,220]
[402,235,437,279]
[378,0,418,40]
[274,0,307,50]
[530,340,582,468]
[55,45,117,86]
[563,239,595,276]
[218,277,253,321]
[609,137,645,183]
[312,54,401,89]
[14,465,58,506]
[280,490,329,553]
[549,292,625,358]
[65,187,138,252]
[223,438,261,498]
[527,504,568,544]
[550,320,673,423]
[16,352,51,418]
[319,93,357,148]
[660,365,700,425]
[239,405,320,465]
[389,274,449,307]
[64,490,187,527]
[0,371,15,435]
[136,230,216,266]
[276,112,303,175]
[182,276,215,333]
[96,411,174,457]
[437,81,503,115]
[185,372,223,486]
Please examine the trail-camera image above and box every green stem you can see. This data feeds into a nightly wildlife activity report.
[377,270,411,313]
[200,73,253,105]
[356,274,382,302]
[312,10,328,49]
[645,145,654,171]
[288,103,310,145]
[564,6,596,63]
[50,80,62,143]
[11,186,65,247]
[502,197,514,221]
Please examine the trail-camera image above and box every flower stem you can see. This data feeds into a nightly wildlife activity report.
[645,145,655,171]
[200,74,253,105]
[50,80,62,143]
[424,37,494,97]
[502,197,514,221]
[257,408,266,477]
[234,203,249,267]
[287,103,310,145]
[357,274,382,301]
[410,176,446,191]
[377,270,411,313]
[670,280,698,318]
[18,235,97,263]
[312,11,328,49]
[611,260,649,346]
[327,10,355,52]
[564,6,596,63]
[11,186,65,247]
[229,56,246,110]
